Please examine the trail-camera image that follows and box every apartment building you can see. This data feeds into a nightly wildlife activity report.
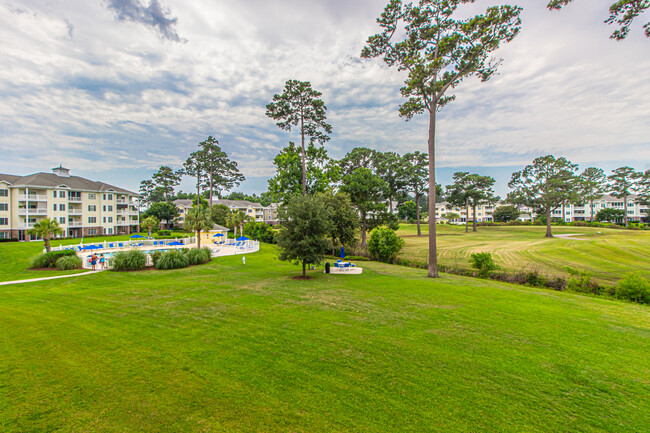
[434,202,497,223]
[0,166,140,240]
[174,199,280,227]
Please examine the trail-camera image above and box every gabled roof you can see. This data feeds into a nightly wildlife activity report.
[0,172,139,196]
[214,199,263,208]
[173,199,194,207]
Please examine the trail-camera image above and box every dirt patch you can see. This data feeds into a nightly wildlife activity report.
[292,276,314,280]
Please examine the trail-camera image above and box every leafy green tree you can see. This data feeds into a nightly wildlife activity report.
[139,179,164,208]
[596,208,625,223]
[375,152,408,213]
[243,221,276,244]
[637,169,650,209]
[362,0,522,277]
[368,226,405,263]
[140,216,160,237]
[184,207,213,249]
[211,204,230,226]
[268,141,339,202]
[322,192,359,255]
[507,155,579,237]
[442,212,461,222]
[198,136,245,207]
[182,150,207,207]
[398,201,418,222]
[144,202,180,229]
[466,174,498,232]
[578,167,606,222]
[547,0,649,40]
[276,194,332,278]
[607,166,640,227]
[266,80,332,196]
[340,168,388,248]
[492,205,520,223]
[153,166,182,202]
[339,147,377,178]
[27,218,63,252]
[403,151,429,235]
[446,172,473,233]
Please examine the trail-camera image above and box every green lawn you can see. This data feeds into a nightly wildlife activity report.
[1,244,648,432]
[397,224,650,283]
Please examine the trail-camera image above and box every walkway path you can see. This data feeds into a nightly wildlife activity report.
[553,233,589,241]
[0,270,104,286]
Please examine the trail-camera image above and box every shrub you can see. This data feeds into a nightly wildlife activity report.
[55,255,82,270]
[469,252,499,278]
[111,250,147,271]
[367,226,405,263]
[155,250,189,270]
[151,250,163,266]
[565,268,601,294]
[157,229,171,236]
[31,249,77,268]
[614,273,650,304]
[187,247,211,265]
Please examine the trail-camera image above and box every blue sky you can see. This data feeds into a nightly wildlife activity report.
[0,0,648,197]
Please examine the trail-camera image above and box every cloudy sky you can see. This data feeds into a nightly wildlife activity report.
[0,0,648,196]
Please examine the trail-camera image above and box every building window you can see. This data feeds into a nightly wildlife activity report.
[89,229,97,235]
[0,232,7,239]
[53,204,57,211]
[53,191,57,198]
[59,191,65,198]
[60,204,65,211]
[108,217,113,223]
[88,193,96,200]
[0,203,7,211]
[88,205,96,212]
[0,218,7,225]
[0,189,7,197]
[103,194,106,200]
[108,194,113,200]
[89,217,96,224]
[103,217,106,223]
[108,205,113,212]
[103,205,106,211]
[59,217,65,224]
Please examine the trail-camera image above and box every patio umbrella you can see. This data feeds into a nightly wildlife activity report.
[212,233,224,237]
[130,234,144,238]
[236,236,249,241]
[167,241,184,246]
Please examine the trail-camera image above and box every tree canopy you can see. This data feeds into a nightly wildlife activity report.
[152,166,182,202]
[340,168,388,248]
[607,166,640,227]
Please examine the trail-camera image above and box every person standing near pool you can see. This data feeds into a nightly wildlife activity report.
[91,253,98,271]
[99,254,105,270]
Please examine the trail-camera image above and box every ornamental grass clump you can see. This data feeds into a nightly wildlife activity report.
[111,250,147,271]
[31,249,77,269]
[55,255,82,270]
[187,247,211,265]
[155,250,189,270]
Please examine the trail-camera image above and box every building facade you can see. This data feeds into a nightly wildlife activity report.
[174,199,280,227]
[0,166,140,240]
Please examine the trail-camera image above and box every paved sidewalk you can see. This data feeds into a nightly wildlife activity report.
[0,270,104,286]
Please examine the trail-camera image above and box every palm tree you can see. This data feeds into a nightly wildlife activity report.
[228,210,248,240]
[27,218,63,252]
[140,216,160,237]
[184,207,213,248]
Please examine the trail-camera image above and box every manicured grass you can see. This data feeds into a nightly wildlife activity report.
[1,244,648,432]
[397,224,650,283]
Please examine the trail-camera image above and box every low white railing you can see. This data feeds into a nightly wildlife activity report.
[68,209,83,215]
[18,208,48,215]
[19,195,48,201]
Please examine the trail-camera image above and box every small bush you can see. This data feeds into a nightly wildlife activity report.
[111,250,147,271]
[31,249,77,268]
[155,250,190,270]
[614,273,650,304]
[157,230,171,236]
[469,252,499,278]
[187,247,211,265]
[367,226,405,263]
[151,250,163,266]
[55,255,82,270]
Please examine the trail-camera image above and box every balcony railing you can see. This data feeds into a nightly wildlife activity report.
[116,199,127,204]
[19,195,48,201]
[68,196,82,203]
[67,221,83,227]
[18,208,49,215]
[68,209,83,215]
[116,209,128,215]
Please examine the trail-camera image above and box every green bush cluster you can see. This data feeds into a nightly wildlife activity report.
[155,250,189,270]
[55,255,82,270]
[151,250,163,266]
[31,249,77,268]
[368,226,405,263]
[111,250,147,271]
[614,273,650,304]
[244,221,276,244]
[157,229,172,236]
[186,248,211,265]
[469,252,499,278]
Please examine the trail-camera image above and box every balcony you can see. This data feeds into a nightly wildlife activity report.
[116,209,128,215]
[117,220,130,226]
[68,209,83,215]
[68,197,82,203]
[18,208,49,216]
[18,223,35,229]
[67,221,83,227]
[19,194,48,202]
[116,199,127,204]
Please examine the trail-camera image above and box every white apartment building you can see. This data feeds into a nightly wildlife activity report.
[433,195,648,224]
[174,199,279,227]
[0,166,140,240]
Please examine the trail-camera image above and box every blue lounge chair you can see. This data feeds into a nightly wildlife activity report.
[118,243,124,248]
[108,243,115,248]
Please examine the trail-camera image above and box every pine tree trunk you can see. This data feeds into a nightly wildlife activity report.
[472,202,477,232]
[416,192,421,236]
[590,198,594,223]
[360,217,367,248]
[209,175,213,210]
[197,230,201,248]
[624,194,628,227]
[302,261,306,277]
[300,111,306,196]
[465,197,469,233]
[546,208,553,238]
[427,106,439,278]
